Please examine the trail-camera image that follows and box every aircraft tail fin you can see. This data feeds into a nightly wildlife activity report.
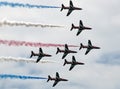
[70,24,74,31]
[30,51,35,58]
[63,59,67,66]
[47,75,51,82]
[79,43,83,50]
[61,4,65,11]
[56,47,60,54]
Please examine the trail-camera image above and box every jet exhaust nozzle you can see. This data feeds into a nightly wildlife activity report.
[61,4,64,11]
[56,47,60,54]
[70,24,74,31]
[79,43,83,50]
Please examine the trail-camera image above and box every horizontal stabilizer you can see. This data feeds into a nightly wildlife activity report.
[47,75,51,82]
[79,43,83,50]
[30,51,34,58]
[70,24,74,31]
[61,4,64,11]
[63,59,67,66]
[56,47,60,54]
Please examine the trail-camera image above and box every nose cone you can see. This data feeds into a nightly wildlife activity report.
[80,8,82,10]
[47,54,52,57]
[74,51,77,53]
[85,27,92,30]
[49,55,52,56]
[97,47,100,49]
[62,78,68,81]
[78,62,85,65]
[64,79,68,81]
[79,62,85,65]
[89,27,92,29]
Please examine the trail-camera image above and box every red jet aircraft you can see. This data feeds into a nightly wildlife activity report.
[30,48,52,63]
[63,56,84,71]
[79,40,100,55]
[56,44,77,59]
[47,72,68,87]
[61,0,82,16]
[70,20,92,36]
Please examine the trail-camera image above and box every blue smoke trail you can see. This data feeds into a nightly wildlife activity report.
[0,74,47,80]
[0,1,60,8]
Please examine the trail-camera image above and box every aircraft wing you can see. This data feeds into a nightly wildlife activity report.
[39,48,43,53]
[69,64,75,71]
[56,72,60,78]
[66,0,74,16]
[70,0,73,7]
[66,9,73,16]
[72,56,76,62]
[36,56,42,63]
[85,48,91,55]
[76,29,82,36]
[88,40,92,46]
[65,44,69,50]
[53,80,59,87]
[52,72,60,87]
[80,20,83,26]
[62,52,68,59]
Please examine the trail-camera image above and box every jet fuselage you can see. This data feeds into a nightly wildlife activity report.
[80,26,92,30]
[73,25,91,30]
[33,53,51,57]
[59,49,77,53]
[71,23,92,33]
[49,77,68,82]
[65,61,84,65]
[63,6,82,10]
[82,45,100,49]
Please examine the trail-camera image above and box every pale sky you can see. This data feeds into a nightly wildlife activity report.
[0,0,120,89]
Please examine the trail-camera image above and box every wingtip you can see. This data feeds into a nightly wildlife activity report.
[36,59,40,63]
[85,53,88,55]
[52,85,55,87]
[66,14,69,16]
[88,39,91,42]
[76,32,80,36]
[36,61,39,63]
[69,68,72,71]
[62,55,65,59]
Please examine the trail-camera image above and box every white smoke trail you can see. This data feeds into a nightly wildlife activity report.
[0,57,56,63]
[0,20,63,28]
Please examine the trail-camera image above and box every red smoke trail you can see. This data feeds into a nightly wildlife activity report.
[0,39,79,47]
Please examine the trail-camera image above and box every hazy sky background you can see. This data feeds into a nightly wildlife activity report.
[0,0,120,89]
